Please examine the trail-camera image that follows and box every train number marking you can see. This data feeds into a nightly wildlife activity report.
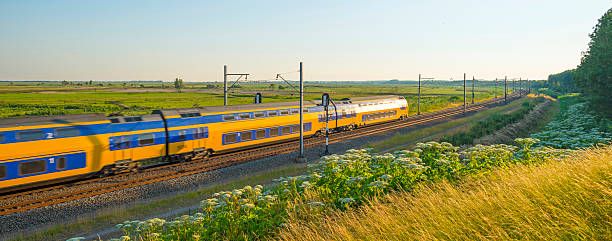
[49,157,55,163]
[46,133,54,139]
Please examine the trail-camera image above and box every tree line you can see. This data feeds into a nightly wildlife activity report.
[548,7,611,117]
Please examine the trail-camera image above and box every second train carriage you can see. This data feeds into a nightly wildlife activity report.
[0,95,408,192]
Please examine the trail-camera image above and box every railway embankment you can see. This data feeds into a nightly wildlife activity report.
[475,97,556,145]
[277,144,612,241]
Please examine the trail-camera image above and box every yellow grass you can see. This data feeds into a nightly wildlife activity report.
[277,145,612,241]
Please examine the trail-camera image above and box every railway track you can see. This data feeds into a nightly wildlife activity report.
[0,95,519,216]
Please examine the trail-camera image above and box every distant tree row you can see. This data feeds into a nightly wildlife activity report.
[573,8,612,117]
[547,69,576,93]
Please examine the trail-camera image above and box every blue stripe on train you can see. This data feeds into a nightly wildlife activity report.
[0,152,87,181]
[109,127,208,151]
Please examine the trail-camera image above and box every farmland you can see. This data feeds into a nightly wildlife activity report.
[0,81,503,118]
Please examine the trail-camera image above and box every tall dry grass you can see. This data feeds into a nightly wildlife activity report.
[277,145,612,241]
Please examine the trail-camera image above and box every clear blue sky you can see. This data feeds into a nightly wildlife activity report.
[0,0,609,81]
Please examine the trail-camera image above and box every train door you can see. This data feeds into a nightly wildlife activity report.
[194,127,207,149]
[115,136,133,161]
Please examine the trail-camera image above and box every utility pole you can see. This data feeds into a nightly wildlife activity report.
[519,77,522,97]
[223,65,227,105]
[495,78,498,99]
[527,78,530,93]
[463,73,467,114]
[418,74,434,115]
[471,76,475,104]
[223,65,250,106]
[504,76,508,104]
[418,74,421,115]
[297,62,306,163]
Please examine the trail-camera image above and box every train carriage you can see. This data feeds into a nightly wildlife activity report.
[0,95,408,192]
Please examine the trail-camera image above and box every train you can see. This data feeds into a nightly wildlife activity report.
[0,95,408,193]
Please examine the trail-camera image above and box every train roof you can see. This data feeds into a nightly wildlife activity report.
[154,95,404,116]
[0,95,404,128]
[0,113,163,129]
[0,113,109,128]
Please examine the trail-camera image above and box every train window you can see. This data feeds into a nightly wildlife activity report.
[180,113,200,118]
[239,113,252,119]
[241,132,253,141]
[121,136,130,148]
[254,112,265,118]
[280,110,289,115]
[269,128,279,137]
[138,134,155,145]
[134,117,143,121]
[375,113,381,119]
[0,133,4,143]
[291,109,299,114]
[19,159,46,176]
[342,112,347,118]
[124,117,134,122]
[0,165,5,179]
[57,157,66,170]
[180,130,187,141]
[256,130,266,138]
[55,127,80,138]
[303,108,309,113]
[291,125,300,133]
[199,127,207,138]
[110,118,120,123]
[267,111,278,117]
[224,134,237,144]
[17,130,45,141]
[223,115,236,121]
[281,126,291,135]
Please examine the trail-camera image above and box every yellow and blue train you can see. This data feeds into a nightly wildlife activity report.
[0,95,408,192]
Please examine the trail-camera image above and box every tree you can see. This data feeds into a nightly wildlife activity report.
[174,78,184,92]
[574,8,612,117]
[547,69,576,93]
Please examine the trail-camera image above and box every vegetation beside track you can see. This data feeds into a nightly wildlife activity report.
[531,94,612,149]
[92,138,573,240]
[369,96,532,152]
[440,96,545,146]
[10,165,308,241]
[278,145,612,241]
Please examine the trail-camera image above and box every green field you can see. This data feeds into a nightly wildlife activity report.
[0,81,509,118]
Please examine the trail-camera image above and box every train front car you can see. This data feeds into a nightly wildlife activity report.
[0,113,166,193]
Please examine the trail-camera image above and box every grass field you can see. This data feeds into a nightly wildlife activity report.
[278,145,612,241]
[0,81,505,118]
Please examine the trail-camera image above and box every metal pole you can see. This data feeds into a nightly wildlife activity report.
[519,77,522,97]
[324,105,329,155]
[463,73,466,114]
[471,76,475,104]
[299,62,305,161]
[527,78,530,93]
[223,65,228,106]
[418,74,421,115]
[504,76,508,104]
